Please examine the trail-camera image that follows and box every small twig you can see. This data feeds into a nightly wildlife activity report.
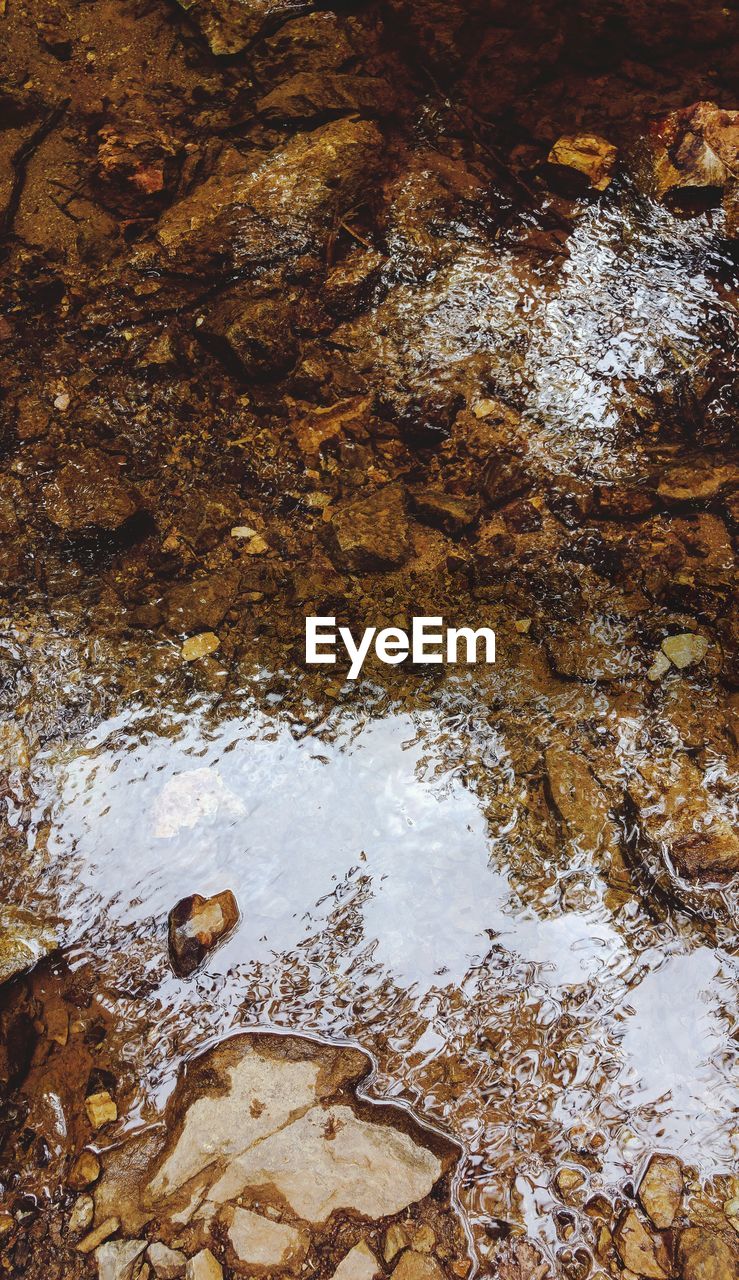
[339,220,372,250]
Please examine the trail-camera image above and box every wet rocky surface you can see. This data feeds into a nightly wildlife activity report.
[0,0,738,1277]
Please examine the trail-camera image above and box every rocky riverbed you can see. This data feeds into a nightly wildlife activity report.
[0,0,738,1277]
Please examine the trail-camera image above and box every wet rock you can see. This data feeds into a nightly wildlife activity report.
[177,0,302,55]
[656,462,736,506]
[226,1206,308,1272]
[96,123,180,214]
[410,489,480,535]
[181,633,221,662]
[392,1253,446,1280]
[647,102,739,205]
[544,622,640,684]
[168,890,240,977]
[155,119,384,274]
[95,1239,147,1280]
[70,1150,102,1189]
[69,1194,94,1235]
[546,134,618,193]
[164,571,240,634]
[613,1208,670,1280]
[545,742,619,856]
[677,1227,739,1280]
[491,1239,549,1280]
[257,74,395,124]
[384,1227,411,1264]
[639,1154,683,1230]
[323,248,385,320]
[85,1090,118,1129]
[147,1243,187,1279]
[333,1242,382,1280]
[198,291,299,380]
[290,396,371,467]
[154,769,247,840]
[42,449,139,533]
[77,1217,121,1254]
[259,12,355,78]
[630,757,739,881]
[661,632,709,669]
[185,1251,222,1280]
[328,485,411,572]
[481,452,530,507]
[0,905,57,985]
[94,1033,452,1236]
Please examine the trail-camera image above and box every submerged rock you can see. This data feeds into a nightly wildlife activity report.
[185,1250,222,1280]
[168,890,240,977]
[332,1243,382,1280]
[678,1227,739,1280]
[155,119,384,274]
[42,449,138,533]
[661,632,709,670]
[410,489,480,535]
[639,1153,683,1230]
[630,757,739,882]
[93,1033,454,1239]
[328,485,411,572]
[176,0,305,56]
[613,1208,670,1280]
[0,905,57,986]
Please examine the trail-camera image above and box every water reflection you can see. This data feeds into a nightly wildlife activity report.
[26,692,739,1251]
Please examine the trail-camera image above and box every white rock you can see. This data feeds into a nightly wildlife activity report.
[332,1241,381,1280]
[227,1206,307,1271]
[147,1242,187,1278]
[153,767,245,839]
[95,1239,147,1280]
[69,1194,94,1235]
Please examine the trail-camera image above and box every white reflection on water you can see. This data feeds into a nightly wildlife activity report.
[30,700,739,1199]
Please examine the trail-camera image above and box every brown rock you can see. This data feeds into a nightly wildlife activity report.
[613,1209,670,1280]
[164,571,240,634]
[323,249,385,319]
[69,1150,101,1190]
[147,1243,187,1279]
[42,449,138,533]
[392,1253,446,1280]
[156,119,384,274]
[185,1250,222,1280]
[0,905,57,985]
[168,890,240,977]
[290,397,371,468]
[257,74,395,124]
[678,1228,739,1280]
[547,134,618,193]
[630,756,739,881]
[85,1090,117,1129]
[176,0,301,55]
[95,1239,147,1280]
[410,489,480,535]
[639,1154,683,1230]
[198,291,299,380]
[329,485,411,572]
[648,102,739,204]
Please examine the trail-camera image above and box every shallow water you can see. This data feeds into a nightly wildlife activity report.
[16,675,737,1262]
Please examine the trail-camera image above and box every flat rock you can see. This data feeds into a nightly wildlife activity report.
[678,1227,739,1280]
[181,633,221,662]
[410,489,480,535]
[257,74,395,124]
[332,1242,382,1280]
[176,0,305,55]
[164,571,241,634]
[42,449,138,533]
[155,119,383,274]
[147,1242,187,1278]
[198,291,298,380]
[185,1250,222,1280]
[168,890,240,977]
[154,768,246,839]
[544,742,619,857]
[94,1033,453,1237]
[227,1206,308,1272]
[392,1253,447,1280]
[639,1154,683,1230]
[328,485,411,572]
[613,1208,670,1280]
[0,905,57,985]
[94,1239,147,1280]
